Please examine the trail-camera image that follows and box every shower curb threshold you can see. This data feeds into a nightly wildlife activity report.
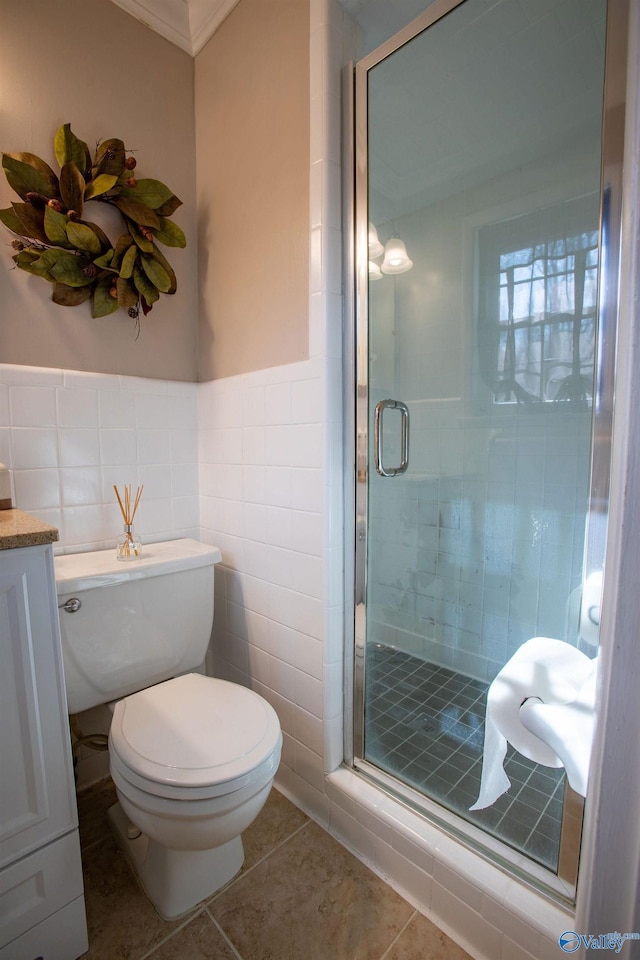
[325,768,573,960]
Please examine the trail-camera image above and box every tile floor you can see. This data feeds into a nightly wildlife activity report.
[365,645,565,870]
[77,778,473,960]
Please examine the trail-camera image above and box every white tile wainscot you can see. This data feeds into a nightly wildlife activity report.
[0,364,199,555]
[198,358,332,814]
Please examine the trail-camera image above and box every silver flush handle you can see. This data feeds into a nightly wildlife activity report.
[374,399,409,477]
[58,597,81,613]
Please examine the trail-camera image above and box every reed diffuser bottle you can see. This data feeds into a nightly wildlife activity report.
[114,484,143,560]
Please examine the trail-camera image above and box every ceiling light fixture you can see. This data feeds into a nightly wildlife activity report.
[381,237,413,274]
[368,222,385,259]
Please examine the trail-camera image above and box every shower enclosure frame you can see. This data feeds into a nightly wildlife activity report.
[345,0,628,905]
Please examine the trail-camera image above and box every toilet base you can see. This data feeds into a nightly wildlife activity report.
[107,802,244,919]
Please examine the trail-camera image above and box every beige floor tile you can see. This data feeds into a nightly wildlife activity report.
[241,787,309,871]
[80,835,188,960]
[385,913,473,960]
[147,912,238,960]
[210,821,414,960]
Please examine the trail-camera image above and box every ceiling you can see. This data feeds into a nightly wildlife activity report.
[108,0,240,56]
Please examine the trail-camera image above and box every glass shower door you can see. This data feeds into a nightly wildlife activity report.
[354,0,616,888]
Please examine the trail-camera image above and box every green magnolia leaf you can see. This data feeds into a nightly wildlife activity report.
[112,232,134,270]
[152,217,186,248]
[140,254,171,293]
[84,173,118,200]
[44,205,73,247]
[13,249,41,275]
[66,221,101,255]
[113,196,160,228]
[133,264,160,305]
[92,276,120,318]
[59,161,85,216]
[93,249,115,270]
[127,221,154,253]
[94,139,125,177]
[155,194,182,218]
[119,243,138,279]
[52,282,93,306]
[29,248,70,282]
[119,178,174,210]
[77,218,110,252]
[49,252,95,287]
[4,152,59,198]
[2,153,55,201]
[54,124,91,176]
[150,243,177,293]
[0,206,25,235]
[10,202,48,243]
[117,276,138,309]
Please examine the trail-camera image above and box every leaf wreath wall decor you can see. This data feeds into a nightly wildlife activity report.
[0,123,185,327]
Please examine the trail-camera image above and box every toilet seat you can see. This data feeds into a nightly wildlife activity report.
[109,673,282,801]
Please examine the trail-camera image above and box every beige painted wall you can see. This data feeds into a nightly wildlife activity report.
[0,0,198,381]
[195,0,310,380]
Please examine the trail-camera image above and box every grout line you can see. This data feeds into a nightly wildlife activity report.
[200,820,315,958]
[378,909,417,960]
[207,818,312,904]
[137,906,209,960]
[520,773,564,851]
[205,908,245,960]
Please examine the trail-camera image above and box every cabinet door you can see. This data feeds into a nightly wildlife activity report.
[0,545,77,868]
[0,832,84,953]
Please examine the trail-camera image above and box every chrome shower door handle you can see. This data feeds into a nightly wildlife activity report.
[374,399,409,477]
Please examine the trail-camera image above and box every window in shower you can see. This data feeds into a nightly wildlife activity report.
[352,0,618,900]
[477,201,599,409]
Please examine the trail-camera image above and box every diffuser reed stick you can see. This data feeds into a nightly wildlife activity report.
[114,483,143,559]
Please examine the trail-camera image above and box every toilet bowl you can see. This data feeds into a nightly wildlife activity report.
[107,672,282,917]
[55,538,283,919]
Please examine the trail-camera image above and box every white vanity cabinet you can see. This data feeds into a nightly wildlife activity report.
[0,536,88,960]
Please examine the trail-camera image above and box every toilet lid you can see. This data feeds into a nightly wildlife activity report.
[109,673,282,790]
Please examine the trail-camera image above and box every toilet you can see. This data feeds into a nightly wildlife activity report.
[55,538,282,919]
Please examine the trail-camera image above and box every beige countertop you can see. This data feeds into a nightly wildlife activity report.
[0,509,59,550]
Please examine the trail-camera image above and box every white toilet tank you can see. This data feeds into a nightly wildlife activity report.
[55,539,222,714]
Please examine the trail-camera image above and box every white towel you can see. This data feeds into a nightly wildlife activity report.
[519,661,598,797]
[470,637,595,811]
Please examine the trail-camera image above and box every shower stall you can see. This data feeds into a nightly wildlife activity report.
[349,0,626,900]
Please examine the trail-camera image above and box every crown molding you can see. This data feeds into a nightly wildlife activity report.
[109,0,240,57]
[189,0,240,54]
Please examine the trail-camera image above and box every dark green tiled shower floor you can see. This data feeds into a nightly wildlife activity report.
[365,644,565,870]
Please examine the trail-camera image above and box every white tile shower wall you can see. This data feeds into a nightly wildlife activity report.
[366,412,591,683]
[0,364,199,553]
[365,181,594,682]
